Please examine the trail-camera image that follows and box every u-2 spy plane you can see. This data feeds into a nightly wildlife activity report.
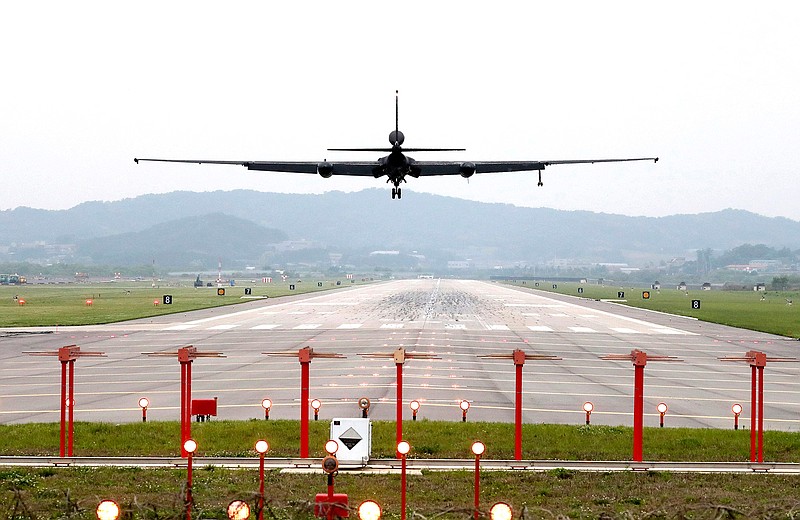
[135,91,658,199]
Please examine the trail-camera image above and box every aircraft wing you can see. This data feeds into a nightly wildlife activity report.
[413,157,658,176]
[134,158,379,176]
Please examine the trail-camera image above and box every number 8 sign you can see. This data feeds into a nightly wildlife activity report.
[691,299,701,309]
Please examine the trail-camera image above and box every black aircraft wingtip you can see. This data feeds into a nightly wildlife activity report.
[654,157,659,163]
[134,158,139,164]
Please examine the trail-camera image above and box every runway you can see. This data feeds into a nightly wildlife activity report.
[1,279,797,429]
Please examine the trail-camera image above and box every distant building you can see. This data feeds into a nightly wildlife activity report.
[447,261,471,269]
[754,283,766,292]
[677,282,687,291]
[652,281,661,290]
[702,282,712,291]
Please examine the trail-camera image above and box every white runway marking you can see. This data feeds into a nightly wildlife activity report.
[528,325,554,332]
[650,327,691,335]
[381,324,404,329]
[488,324,510,330]
[293,324,320,330]
[610,327,640,334]
[570,326,598,333]
[209,324,239,330]
[337,324,363,329]
[250,324,280,330]
[164,325,196,330]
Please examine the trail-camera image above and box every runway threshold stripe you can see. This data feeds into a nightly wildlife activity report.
[610,327,640,334]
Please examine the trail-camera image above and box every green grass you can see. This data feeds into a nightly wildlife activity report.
[505,281,800,338]
[2,420,799,462]
[4,421,800,518]
[0,280,364,327]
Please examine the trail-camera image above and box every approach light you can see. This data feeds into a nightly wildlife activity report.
[358,397,371,410]
[732,403,743,430]
[322,455,339,474]
[460,399,471,422]
[583,401,594,413]
[657,402,668,428]
[261,398,272,420]
[489,502,513,520]
[410,399,421,420]
[255,440,269,454]
[397,440,411,456]
[138,397,150,409]
[183,438,197,454]
[311,398,322,411]
[325,439,339,455]
[227,500,251,520]
[471,441,486,457]
[96,500,120,520]
[358,500,382,520]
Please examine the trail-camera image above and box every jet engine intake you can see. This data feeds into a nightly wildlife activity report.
[317,162,334,178]
[459,162,476,178]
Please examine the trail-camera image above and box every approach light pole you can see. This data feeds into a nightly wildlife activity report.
[600,349,682,462]
[264,347,345,458]
[480,349,561,460]
[359,348,439,456]
[143,346,225,457]
[255,440,269,520]
[721,351,798,462]
[471,441,485,520]
[25,345,106,457]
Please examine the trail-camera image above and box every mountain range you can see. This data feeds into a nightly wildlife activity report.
[1,189,798,269]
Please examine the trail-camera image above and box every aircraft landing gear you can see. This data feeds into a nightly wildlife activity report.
[391,187,402,199]
[537,170,543,187]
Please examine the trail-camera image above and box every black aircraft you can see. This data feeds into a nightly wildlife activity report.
[135,91,658,199]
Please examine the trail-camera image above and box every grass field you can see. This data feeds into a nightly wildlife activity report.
[0,280,364,327]
[3,420,800,518]
[505,281,800,338]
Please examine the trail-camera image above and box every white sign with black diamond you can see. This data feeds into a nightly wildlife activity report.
[329,418,372,467]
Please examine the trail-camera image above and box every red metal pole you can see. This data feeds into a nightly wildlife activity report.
[401,454,407,520]
[396,362,403,457]
[473,455,480,520]
[327,473,335,520]
[60,360,67,457]
[750,365,756,462]
[633,363,644,462]
[186,361,192,448]
[186,452,193,520]
[300,360,310,458]
[758,365,765,463]
[181,362,187,457]
[514,362,523,461]
[259,452,265,520]
[68,360,75,457]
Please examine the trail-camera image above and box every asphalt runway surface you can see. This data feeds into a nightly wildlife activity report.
[1,279,797,430]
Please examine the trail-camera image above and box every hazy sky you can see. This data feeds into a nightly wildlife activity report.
[2,2,799,220]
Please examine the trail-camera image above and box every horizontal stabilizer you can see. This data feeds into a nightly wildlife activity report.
[328,147,465,152]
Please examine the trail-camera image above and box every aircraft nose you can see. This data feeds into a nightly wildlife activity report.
[389,130,405,146]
